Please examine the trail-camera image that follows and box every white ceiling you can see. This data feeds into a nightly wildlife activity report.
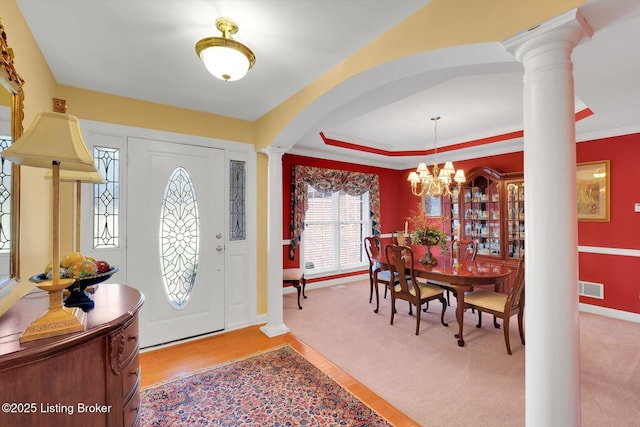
[15,0,640,170]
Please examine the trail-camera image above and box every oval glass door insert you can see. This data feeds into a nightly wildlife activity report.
[159,166,200,309]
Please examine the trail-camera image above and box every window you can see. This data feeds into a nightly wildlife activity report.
[93,146,120,249]
[289,165,381,261]
[229,160,246,240]
[0,134,12,255]
[159,166,200,309]
[302,184,369,274]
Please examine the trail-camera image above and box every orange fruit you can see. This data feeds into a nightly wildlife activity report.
[68,260,97,278]
[61,252,85,268]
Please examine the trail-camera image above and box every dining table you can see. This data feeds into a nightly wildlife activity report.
[373,252,513,347]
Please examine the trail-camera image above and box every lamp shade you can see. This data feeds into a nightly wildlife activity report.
[2,112,96,171]
[45,169,105,183]
[454,169,467,184]
[442,161,456,176]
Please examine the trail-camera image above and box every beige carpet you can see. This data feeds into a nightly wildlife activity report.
[284,279,640,427]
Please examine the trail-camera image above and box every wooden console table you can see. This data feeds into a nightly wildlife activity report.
[0,284,144,427]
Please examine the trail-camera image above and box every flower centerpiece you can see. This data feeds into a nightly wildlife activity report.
[407,204,448,265]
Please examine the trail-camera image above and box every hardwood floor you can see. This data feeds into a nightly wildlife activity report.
[139,325,419,427]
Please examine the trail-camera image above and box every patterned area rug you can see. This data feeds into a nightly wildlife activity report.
[140,345,393,426]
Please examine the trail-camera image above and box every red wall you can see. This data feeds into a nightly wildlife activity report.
[576,133,640,312]
[283,134,640,314]
[577,134,639,249]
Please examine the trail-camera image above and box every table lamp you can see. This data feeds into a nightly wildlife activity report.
[45,169,105,252]
[2,111,99,342]
[45,169,105,312]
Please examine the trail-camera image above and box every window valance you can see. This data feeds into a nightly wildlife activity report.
[289,165,380,259]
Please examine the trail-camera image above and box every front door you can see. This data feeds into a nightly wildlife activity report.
[127,137,225,348]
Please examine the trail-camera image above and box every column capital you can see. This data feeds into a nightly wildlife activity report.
[502,8,593,62]
[259,146,288,159]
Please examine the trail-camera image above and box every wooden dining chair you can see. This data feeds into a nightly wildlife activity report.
[463,257,525,355]
[430,239,477,307]
[390,231,399,245]
[454,239,478,262]
[364,236,399,311]
[385,244,448,335]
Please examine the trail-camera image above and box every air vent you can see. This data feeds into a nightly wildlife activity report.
[578,280,604,299]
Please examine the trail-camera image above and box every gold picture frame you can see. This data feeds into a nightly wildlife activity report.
[577,160,610,221]
[422,195,442,217]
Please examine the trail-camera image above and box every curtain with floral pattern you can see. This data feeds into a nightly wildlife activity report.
[289,165,380,259]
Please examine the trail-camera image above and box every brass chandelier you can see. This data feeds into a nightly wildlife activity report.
[407,116,466,197]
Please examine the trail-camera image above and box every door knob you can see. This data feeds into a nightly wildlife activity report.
[216,245,224,252]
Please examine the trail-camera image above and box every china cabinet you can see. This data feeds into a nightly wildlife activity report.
[444,167,524,290]
[504,175,525,260]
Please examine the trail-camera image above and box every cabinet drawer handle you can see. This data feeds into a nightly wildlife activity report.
[131,406,139,412]
[128,335,138,342]
[130,368,139,376]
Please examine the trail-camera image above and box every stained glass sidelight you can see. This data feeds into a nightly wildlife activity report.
[0,136,12,252]
[159,166,200,309]
[229,160,246,240]
[93,146,120,248]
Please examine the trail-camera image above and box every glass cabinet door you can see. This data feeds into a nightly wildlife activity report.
[506,179,525,259]
[463,174,501,258]
[449,187,460,243]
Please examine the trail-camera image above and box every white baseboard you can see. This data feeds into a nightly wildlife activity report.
[579,303,640,323]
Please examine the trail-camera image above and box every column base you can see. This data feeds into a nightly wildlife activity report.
[260,323,290,337]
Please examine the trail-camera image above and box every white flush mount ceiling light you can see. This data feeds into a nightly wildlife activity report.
[195,17,256,82]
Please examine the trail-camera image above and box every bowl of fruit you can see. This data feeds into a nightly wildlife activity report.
[29,251,118,289]
[29,252,118,312]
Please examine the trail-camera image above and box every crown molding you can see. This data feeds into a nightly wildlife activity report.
[576,124,640,143]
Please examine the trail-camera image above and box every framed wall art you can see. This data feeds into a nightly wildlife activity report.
[422,195,442,217]
[577,160,610,221]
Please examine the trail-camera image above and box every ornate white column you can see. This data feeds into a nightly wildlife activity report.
[504,10,592,427]
[259,146,290,337]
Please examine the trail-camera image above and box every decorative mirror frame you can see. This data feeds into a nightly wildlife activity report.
[0,18,24,285]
